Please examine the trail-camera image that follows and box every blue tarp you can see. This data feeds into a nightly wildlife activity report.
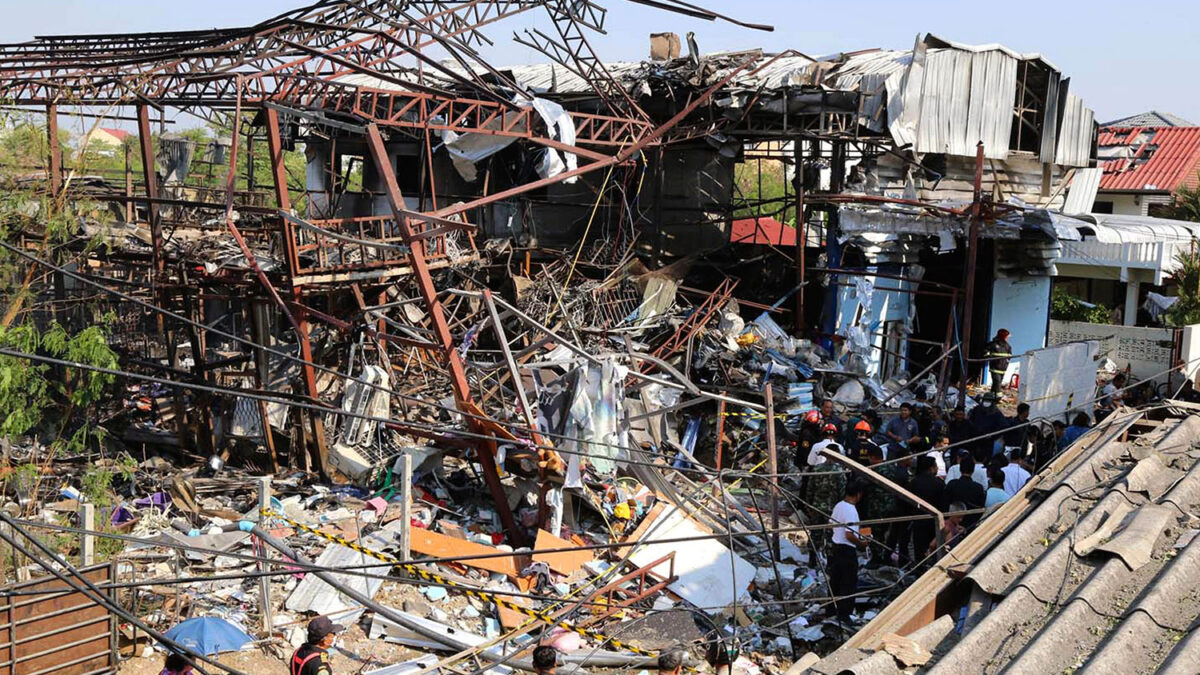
[164,617,253,656]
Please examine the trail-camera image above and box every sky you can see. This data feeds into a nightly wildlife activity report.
[4,0,1200,126]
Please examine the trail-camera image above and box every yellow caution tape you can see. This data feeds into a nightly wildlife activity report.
[261,509,655,657]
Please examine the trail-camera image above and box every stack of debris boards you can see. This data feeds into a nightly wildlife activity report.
[810,410,1200,674]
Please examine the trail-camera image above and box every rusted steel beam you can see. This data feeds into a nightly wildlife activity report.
[365,122,524,546]
[44,103,62,197]
[135,104,162,281]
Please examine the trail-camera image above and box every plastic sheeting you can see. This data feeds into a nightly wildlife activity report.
[441,97,578,183]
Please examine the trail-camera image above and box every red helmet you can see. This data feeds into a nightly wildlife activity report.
[854,420,872,434]
[803,410,821,425]
[822,423,838,435]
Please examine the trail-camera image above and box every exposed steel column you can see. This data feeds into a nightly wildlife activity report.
[958,142,985,404]
[45,104,62,198]
[265,107,328,472]
[136,105,163,282]
[364,123,523,545]
[765,385,779,559]
[794,139,806,336]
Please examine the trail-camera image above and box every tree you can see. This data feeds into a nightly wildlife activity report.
[1050,289,1110,323]
[1167,179,1200,223]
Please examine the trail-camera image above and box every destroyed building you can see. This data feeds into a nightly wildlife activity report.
[3,1,1198,674]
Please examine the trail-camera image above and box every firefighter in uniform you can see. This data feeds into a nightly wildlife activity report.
[291,616,344,675]
[984,329,1013,395]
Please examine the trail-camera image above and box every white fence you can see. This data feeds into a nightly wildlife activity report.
[1048,320,1177,383]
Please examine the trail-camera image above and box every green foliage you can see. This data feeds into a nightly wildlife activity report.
[81,464,115,506]
[0,320,117,452]
[734,160,795,225]
[1165,249,1200,327]
[9,463,39,497]
[1050,289,1110,323]
[41,321,119,407]
[0,325,51,437]
[1167,180,1200,223]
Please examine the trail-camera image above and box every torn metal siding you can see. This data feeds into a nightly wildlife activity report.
[915,48,1017,160]
[1062,166,1102,214]
[1055,93,1096,167]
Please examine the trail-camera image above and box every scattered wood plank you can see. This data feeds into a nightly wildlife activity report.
[532,529,592,576]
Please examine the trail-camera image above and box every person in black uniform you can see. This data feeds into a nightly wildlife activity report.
[984,329,1013,395]
[290,617,343,675]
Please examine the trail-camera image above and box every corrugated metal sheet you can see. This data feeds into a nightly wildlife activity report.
[1062,167,1102,215]
[1054,93,1095,167]
[1074,213,1200,243]
[1097,126,1200,192]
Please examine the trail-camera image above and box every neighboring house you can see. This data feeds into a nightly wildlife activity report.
[1104,110,1195,128]
[86,127,132,153]
[1093,118,1200,216]
[1047,112,1200,326]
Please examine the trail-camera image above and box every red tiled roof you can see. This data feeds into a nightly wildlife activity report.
[729,216,795,246]
[90,127,132,142]
[1097,126,1200,192]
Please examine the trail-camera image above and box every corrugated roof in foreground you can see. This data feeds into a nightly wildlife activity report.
[809,405,1200,675]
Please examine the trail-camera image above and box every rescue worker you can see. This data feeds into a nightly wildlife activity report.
[845,420,881,463]
[802,424,846,532]
[290,616,344,675]
[984,329,1013,395]
[796,409,825,467]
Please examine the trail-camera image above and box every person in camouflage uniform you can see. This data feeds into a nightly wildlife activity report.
[880,454,914,566]
[801,424,846,544]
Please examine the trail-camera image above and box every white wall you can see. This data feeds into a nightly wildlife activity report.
[1092,192,1172,217]
[990,276,1051,358]
[1048,320,1176,383]
[1093,192,1143,215]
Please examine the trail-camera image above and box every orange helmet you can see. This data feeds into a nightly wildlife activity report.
[854,420,872,434]
[803,410,821,425]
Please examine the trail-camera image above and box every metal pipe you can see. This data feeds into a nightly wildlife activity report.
[959,142,986,404]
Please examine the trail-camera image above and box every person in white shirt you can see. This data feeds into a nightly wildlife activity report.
[999,453,1032,496]
[828,482,868,625]
[944,449,988,489]
[1098,373,1126,419]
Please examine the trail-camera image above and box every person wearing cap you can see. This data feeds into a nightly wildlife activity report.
[984,329,1013,395]
[290,616,344,675]
[846,419,882,464]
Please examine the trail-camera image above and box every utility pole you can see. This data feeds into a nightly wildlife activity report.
[959,142,985,404]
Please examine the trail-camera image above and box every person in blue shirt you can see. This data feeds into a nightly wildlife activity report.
[985,468,1010,509]
[1059,413,1092,450]
[883,403,922,456]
